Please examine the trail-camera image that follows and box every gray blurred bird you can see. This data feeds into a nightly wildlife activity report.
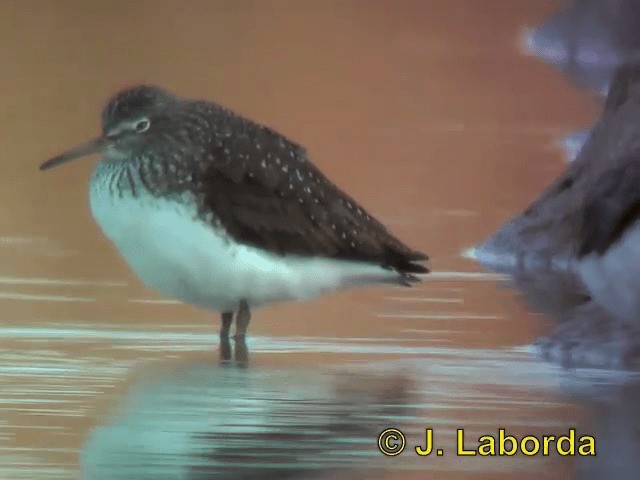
[472,63,640,368]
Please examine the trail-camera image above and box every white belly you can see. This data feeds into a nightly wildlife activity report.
[89,187,397,312]
[578,223,640,324]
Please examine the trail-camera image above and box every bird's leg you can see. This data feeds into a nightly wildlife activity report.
[220,311,233,338]
[219,311,234,364]
[219,335,232,364]
[235,299,251,339]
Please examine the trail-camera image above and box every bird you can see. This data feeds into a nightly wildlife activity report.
[40,85,428,343]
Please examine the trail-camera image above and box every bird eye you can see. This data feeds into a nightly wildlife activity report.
[135,119,150,133]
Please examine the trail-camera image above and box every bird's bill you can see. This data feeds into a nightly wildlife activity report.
[39,136,108,171]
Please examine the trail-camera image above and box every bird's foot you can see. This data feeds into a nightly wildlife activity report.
[218,304,250,367]
[234,334,249,368]
[219,311,234,365]
[219,333,233,365]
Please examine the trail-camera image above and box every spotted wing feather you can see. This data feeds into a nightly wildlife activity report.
[199,116,428,274]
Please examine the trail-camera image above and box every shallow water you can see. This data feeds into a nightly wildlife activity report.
[0,1,620,479]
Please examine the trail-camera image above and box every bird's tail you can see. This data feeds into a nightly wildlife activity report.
[384,247,429,286]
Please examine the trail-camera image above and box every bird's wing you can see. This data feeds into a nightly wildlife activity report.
[199,120,427,273]
[579,153,640,256]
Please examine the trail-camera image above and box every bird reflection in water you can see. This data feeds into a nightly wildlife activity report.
[481,263,640,477]
[562,378,640,480]
[493,264,639,369]
[81,365,413,480]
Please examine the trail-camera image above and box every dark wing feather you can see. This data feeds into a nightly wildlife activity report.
[200,118,427,274]
[604,62,640,113]
[579,153,640,256]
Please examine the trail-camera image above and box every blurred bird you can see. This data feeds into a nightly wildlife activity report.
[471,63,640,368]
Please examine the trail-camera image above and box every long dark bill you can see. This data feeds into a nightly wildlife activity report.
[39,137,109,171]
